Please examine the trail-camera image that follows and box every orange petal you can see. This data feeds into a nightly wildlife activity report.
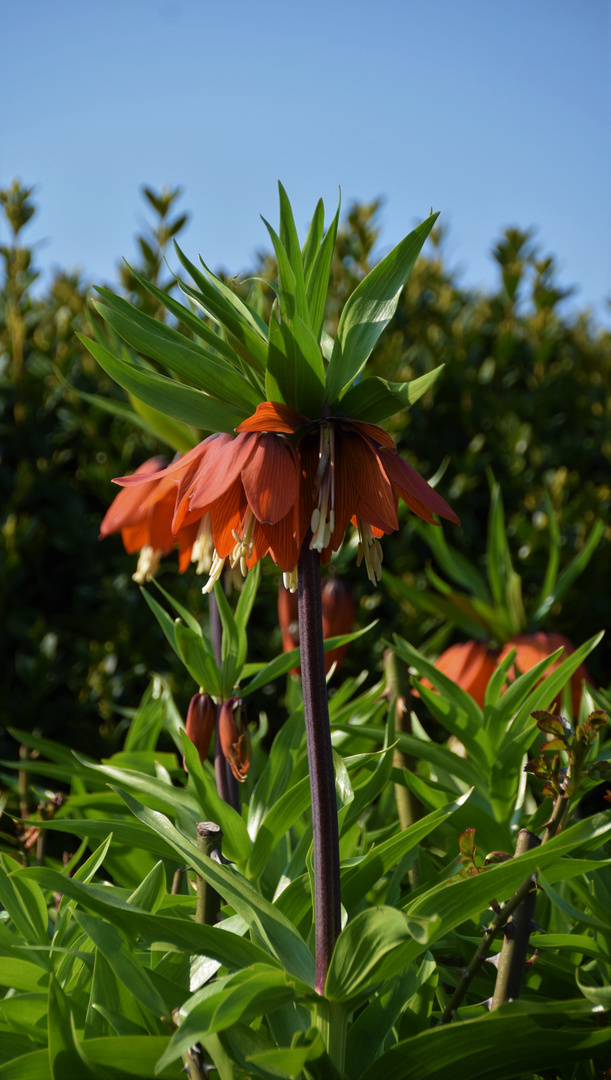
[209,479,248,557]
[112,439,217,488]
[259,512,300,572]
[242,434,300,525]
[347,419,396,449]
[100,457,167,537]
[381,450,460,525]
[236,400,309,434]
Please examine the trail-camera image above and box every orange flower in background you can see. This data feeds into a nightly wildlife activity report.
[99,456,199,581]
[499,632,592,716]
[278,576,354,675]
[417,640,499,708]
[240,402,459,585]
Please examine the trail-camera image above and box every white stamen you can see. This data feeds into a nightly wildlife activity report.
[191,512,214,575]
[202,551,225,593]
[283,568,298,593]
[132,546,162,583]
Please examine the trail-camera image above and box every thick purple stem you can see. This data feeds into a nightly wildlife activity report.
[297,541,341,995]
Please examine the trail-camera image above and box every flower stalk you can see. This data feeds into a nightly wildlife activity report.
[297,539,341,995]
[490,829,541,1008]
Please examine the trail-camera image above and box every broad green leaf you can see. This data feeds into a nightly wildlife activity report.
[345,958,435,1078]
[83,1036,177,1079]
[174,622,221,697]
[247,775,312,880]
[0,1049,52,1079]
[391,636,493,769]
[115,790,315,986]
[326,212,438,402]
[128,395,197,453]
[325,907,411,1001]
[278,182,309,321]
[340,793,470,913]
[359,1000,611,1080]
[412,518,491,602]
[265,303,325,418]
[94,293,260,411]
[79,335,247,431]
[73,911,169,1018]
[339,366,445,424]
[127,860,167,913]
[157,964,309,1071]
[124,261,249,367]
[0,959,49,993]
[48,975,99,1079]
[0,860,47,946]
[16,866,272,972]
[150,579,203,636]
[552,518,604,606]
[576,966,611,1009]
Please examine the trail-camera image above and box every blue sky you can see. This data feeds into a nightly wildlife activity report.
[1,0,609,321]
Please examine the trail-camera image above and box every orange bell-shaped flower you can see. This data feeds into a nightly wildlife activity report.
[499,632,591,716]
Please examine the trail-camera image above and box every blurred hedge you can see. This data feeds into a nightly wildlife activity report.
[1,183,609,756]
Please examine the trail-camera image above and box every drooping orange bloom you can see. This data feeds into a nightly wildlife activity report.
[418,640,499,708]
[99,456,199,581]
[239,402,459,584]
[112,401,458,589]
[499,632,592,716]
[114,423,302,592]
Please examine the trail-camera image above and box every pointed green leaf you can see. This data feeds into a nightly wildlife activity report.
[95,294,260,412]
[78,335,247,431]
[340,366,446,424]
[326,212,438,402]
[307,195,341,342]
[301,197,325,283]
[175,243,268,370]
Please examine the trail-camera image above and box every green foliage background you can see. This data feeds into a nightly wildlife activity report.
[1,182,609,756]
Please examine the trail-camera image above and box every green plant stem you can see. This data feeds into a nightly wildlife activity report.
[490,829,541,1008]
[195,821,223,925]
[314,999,348,1073]
[542,794,569,844]
[384,650,421,889]
[297,541,341,997]
[438,853,544,1024]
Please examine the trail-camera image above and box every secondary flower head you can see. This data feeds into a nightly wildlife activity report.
[99,456,199,582]
[114,423,301,592]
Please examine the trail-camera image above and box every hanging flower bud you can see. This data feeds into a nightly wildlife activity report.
[184,693,216,768]
[321,577,354,674]
[218,698,250,782]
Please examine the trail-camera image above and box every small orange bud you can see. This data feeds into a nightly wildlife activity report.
[218,698,250,782]
[184,693,216,768]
